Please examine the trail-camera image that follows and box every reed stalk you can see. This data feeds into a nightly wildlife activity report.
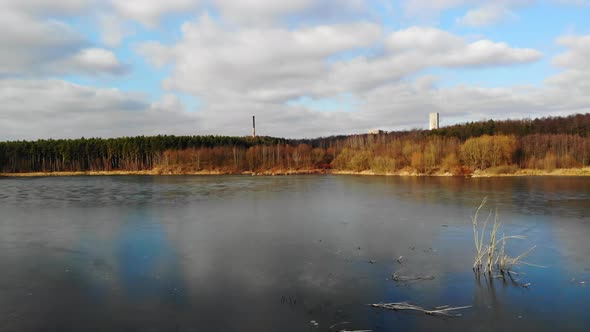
[471,198,535,277]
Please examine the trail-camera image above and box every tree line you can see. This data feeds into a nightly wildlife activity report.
[1,114,589,174]
[0,135,283,173]
[429,113,590,140]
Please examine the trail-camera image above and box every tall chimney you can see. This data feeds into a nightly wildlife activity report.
[252,115,256,138]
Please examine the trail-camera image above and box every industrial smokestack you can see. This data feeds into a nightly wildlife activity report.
[252,115,256,138]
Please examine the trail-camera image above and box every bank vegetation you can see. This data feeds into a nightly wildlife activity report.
[1,114,589,176]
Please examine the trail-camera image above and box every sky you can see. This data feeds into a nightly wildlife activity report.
[1,0,590,140]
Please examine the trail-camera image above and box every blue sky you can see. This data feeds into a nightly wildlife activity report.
[1,0,590,139]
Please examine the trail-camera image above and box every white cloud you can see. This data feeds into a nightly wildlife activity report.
[552,0,589,5]
[319,28,541,93]
[552,35,590,69]
[139,18,540,108]
[109,0,200,27]
[151,94,186,113]
[213,0,314,24]
[386,27,541,68]
[108,0,367,27]
[0,4,127,77]
[402,0,470,17]
[402,0,534,16]
[99,14,134,47]
[403,0,537,26]
[0,80,198,140]
[387,27,463,52]
[1,0,89,16]
[0,11,84,75]
[546,34,590,91]
[58,48,128,75]
[457,4,513,27]
[139,14,383,102]
[446,40,541,66]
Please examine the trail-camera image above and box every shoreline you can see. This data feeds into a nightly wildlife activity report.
[333,168,590,177]
[2,167,590,177]
[0,169,329,177]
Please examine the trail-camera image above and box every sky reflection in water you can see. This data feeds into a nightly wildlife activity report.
[0,175,588,331]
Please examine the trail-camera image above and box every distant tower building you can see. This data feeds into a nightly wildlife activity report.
[429,112,439,130]
[252,115,256,138]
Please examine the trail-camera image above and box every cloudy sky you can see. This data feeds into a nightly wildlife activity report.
[1,0,589,140]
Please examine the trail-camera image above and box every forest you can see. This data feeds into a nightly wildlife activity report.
[1,113,589,175]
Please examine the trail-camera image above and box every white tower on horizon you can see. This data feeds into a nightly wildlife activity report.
[429,112,439,130]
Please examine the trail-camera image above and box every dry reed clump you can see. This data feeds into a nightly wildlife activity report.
[472,198,535,277]
[485,165,519,175]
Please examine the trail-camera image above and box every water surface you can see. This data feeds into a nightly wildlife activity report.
[0,175,589,331]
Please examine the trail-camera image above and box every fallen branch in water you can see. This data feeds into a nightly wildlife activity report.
[329,322,350,330]
[396,256,404,265]
[392,271,435,282]
[329,323,371,332]
[370,302,471,318]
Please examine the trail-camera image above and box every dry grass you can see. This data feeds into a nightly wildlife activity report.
[3,166,590,178]
[0,170,157,177]
[485,165,519,175]
[0,169,329,177]
[472,167,590,177]
[472,198,535,276]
